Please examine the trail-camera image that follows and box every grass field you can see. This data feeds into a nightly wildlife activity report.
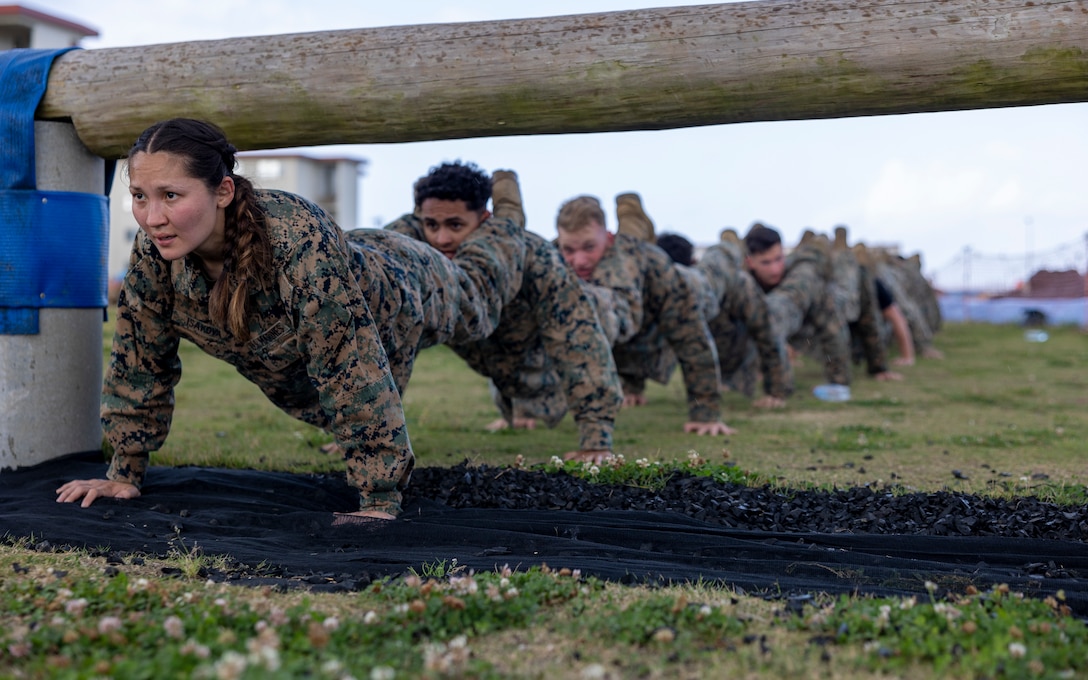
[150,319,1087,502]
[2,319,1085,678]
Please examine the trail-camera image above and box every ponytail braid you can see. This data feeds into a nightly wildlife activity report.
[209,174,273,341]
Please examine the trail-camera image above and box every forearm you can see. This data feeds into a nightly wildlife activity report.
[885,304,915,361]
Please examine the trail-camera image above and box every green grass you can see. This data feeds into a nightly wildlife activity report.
[1,318,1079,678]
[131,319,1088,502]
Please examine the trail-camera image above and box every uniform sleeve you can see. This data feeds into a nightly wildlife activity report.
[645,247,722,422]
[285,218,414,515]
[102,241,182,489]
[530,250,623,452]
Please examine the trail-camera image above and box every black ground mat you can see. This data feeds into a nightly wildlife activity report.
[3,453,1088,612]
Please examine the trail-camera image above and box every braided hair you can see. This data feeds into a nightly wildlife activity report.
[128,119,273,341]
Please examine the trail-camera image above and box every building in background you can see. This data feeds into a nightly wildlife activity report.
[0,4,97,48]
[107,153,368,283]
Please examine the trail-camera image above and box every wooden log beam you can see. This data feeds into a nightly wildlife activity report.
[38,0,1088,158]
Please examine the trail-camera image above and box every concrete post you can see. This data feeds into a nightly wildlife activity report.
[0,121,104,469]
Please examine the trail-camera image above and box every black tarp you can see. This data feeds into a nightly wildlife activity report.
[4,453,1088,613]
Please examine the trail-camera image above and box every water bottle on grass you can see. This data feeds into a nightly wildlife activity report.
[812,384,851,402]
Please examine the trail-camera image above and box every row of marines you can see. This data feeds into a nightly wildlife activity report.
[57,118,941,520]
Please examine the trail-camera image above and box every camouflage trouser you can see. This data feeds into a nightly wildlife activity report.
[612,325,679,396]
[709,312,760,397]
[767,286,852,386]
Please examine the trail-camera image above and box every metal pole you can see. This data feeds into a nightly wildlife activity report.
[0,121,104,469]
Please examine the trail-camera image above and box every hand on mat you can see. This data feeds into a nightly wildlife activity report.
[752,396,786,409]
[563,449,612,465]
[56,479,140,507]
[332,509,395,525]
[684,420,737,436]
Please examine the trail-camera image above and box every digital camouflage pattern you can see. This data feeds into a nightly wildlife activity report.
[105,190,525,516]
[386,214,622,452]
[874,254,935,354]
[827,245,889,375]
[588,233,722,422]
[697,241,793,399]
[761,241,852,385]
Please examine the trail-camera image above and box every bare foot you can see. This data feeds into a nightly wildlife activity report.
[623,393,647,407]
[485,417,537,432]
[485,418,511,432]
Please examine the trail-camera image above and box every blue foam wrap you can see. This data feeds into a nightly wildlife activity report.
[0,48,108,334]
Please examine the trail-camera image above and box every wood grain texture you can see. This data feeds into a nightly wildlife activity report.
[37,0,1088,157]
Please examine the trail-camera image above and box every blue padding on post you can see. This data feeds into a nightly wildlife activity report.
[0,48,77,191]
[0,47,107,335]
[0,189,108,308]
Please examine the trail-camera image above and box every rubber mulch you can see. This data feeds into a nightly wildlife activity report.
[3,453,1088,612]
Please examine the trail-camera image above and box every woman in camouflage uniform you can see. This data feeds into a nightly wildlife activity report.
[56,119,523,520]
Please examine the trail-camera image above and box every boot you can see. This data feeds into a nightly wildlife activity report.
[615,192,655,242]
[490,169,525,228]
[833,225,850,251]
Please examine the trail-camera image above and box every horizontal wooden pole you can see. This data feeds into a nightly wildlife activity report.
[38,0,1088,157]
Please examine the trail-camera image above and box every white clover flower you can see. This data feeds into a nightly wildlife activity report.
[572,569,582,580]
[180,639,211,659]
[164,615,184,639]
[700,605,713,616]
[255,620,268,633]
[215,597,228,608]
[505,587,520,599]
[588,465,600,476]
[323,616,340,631]
[98,616,123,634]
[214,650,248,680]
[1008,642,1027,658]
[369,666,395,680]
[924,581,938,593]
[270,607,288,627]
[249,645,281,672]
[363,610,379,625]
[57,588,73,599]
[322,659,344,674]
[64,598,89,617]
[899,597,916,610]
[636,458,651,468]
[581,663,607,679]
[550,455,564,467]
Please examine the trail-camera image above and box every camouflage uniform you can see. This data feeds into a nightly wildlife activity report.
[588,233,722,423]
[761,242,852,385]
[874,254,936,355]
[104,190,525,516]
[827,245,889,376]
[386,214,622,451]
[696,241,793,399]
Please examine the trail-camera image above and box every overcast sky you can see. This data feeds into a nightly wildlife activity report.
[40,0,1088,290]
